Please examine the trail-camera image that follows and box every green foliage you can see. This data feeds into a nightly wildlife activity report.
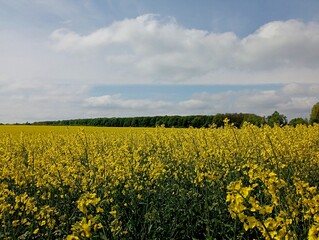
[289,117,308,127]
[212,113,265,128]
[266,111,287,127]
[33,114,265,129]
[309,102,319,125]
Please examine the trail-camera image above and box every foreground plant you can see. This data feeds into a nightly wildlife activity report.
[0,124,318,239]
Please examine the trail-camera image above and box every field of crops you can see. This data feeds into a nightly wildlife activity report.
[1,122,319,239]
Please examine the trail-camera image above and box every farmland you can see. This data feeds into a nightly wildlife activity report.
[1,123,319,239]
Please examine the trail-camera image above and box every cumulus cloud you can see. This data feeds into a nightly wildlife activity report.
[2,13,319,123]
[239,20,319,69]
[84,94,171,109]
[0,84,89,123]
[2,15,319,86]
[1,82,317,123]
[179,83,319,119]
[50,15,319,84]
[82,83,319,120]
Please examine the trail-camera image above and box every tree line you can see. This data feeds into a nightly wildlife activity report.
[31,112,305,128]
[32,113,264,128]
[6,102,319,128]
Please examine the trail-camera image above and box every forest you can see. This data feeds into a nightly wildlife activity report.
[31,111,309,128]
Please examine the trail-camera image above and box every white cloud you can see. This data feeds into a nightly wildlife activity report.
[0,82,317,123]
[0,84,89,123]
[49,16,319,84]
[2,15,319,87]
[239,20,319,69]
[84,94,171,110]
[81,83,319,120]
[1,13,319,123]
[178,83,319,119]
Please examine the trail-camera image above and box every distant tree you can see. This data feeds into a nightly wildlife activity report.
[266,111,287,127]
[182,116,192,128]
[191,116,205,128]
[131,118,138,127]
[31,113,269,128]
[123,118,131,127]
[167,116,178,127]
[243,114,265,127]
[212,114,225,127]
[141,117,151,127]
[289,117,308,127]
[155,116,164,127]
[309,102,319,125]
[203,116,214,127]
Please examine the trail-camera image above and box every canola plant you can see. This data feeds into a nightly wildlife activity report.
[0,122,319,239]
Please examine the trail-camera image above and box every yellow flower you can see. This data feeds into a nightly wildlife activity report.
[94,222,103,232]
[77,201,88,215]
[12,220,19,227]
[109,210,117,217]
[81,221,91,238]
[77,192,101,215]
[66,235,80,240]
[33,228,39,235]
[259,205,273,215]
[309,224,319,240]
[96,207,104,213]
[264,217,278,231]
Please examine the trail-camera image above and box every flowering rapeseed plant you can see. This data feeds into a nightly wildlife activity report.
[0,124,318,239]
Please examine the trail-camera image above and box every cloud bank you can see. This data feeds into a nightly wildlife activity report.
[83,83,318,120]
[50,15,319,84]
[1,14,319,123]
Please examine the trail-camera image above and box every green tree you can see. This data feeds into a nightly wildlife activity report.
[289,117,308,127]
[212,114,225,127]
[309,102,319,125]
[266,111,287,127]
[191,116,205,128]
[243,114,265,127]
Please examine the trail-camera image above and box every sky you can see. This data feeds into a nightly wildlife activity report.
[1,0,319,123]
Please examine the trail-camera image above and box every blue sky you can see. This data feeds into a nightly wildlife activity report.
[0,0,319,123]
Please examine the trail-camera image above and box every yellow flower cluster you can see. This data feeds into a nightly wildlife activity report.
[225,123,319,240]
[0,123,318,239]
[226,164,295,239]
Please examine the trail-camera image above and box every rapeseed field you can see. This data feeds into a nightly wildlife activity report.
[1,122,319,239]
